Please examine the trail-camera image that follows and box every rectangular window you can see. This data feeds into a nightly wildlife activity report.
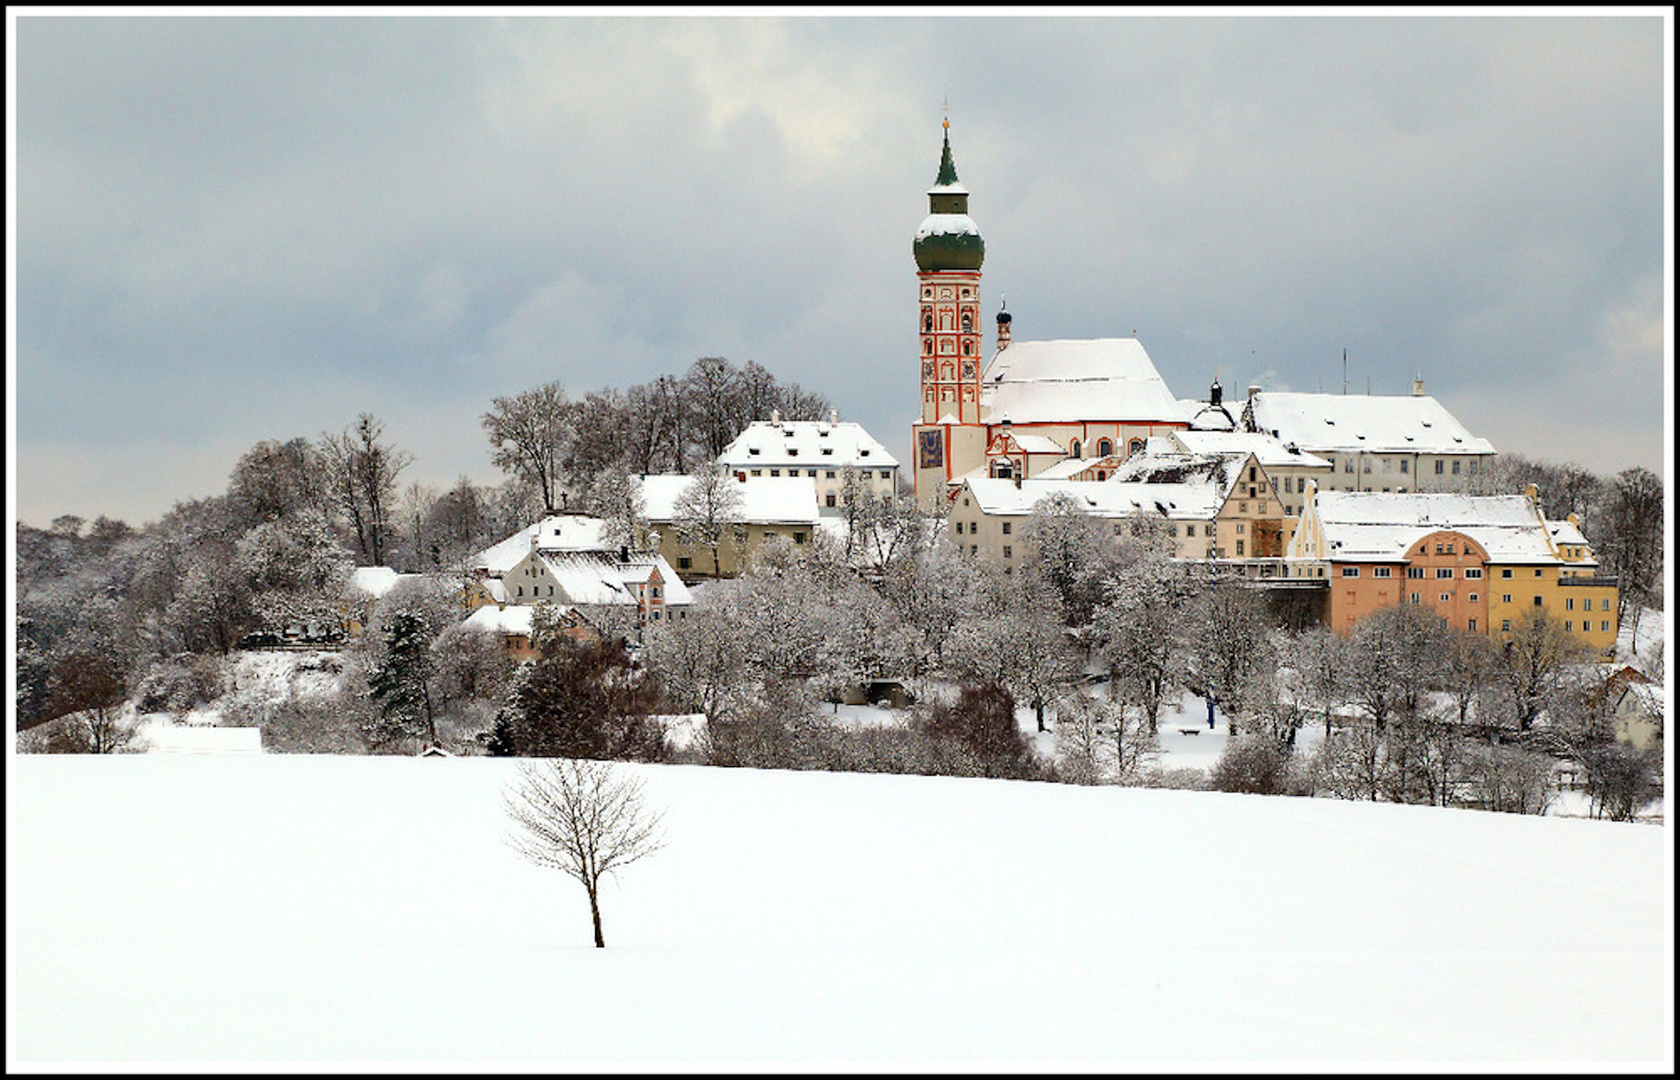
[881,471,892,480]
[1533,596,1543,606]
[1003,545,1012,559]
[1410,594,1421,605]
[1373,567,1392,578]
[1464,568,1483,579]
[1502,619,1512,632]
[1434,460,1445,474]
[1283,477,1293,493]
[970,545,978,556]
[1436,568,1453,579]
[1236,540,1245,556]
[1566,598,1574,611]
[1602,621,1610,632]
[1602,599,1611,611]
[1400,459,1410,474]
[826,493,837,507]
[826,470,837,478]
[1002,522,1012,535]
[1440,593,1451,603]
[1468,593,1478,602]
[1452,460,1461,475]
[1344,459,1354,473]
[1407,567,1425,579]
[769,469,780,477]
[1565,621,1573,632]
[953,521,963,535]
[751,469,762,476]
[1502,594,1512,604]
[1236,522,1245,533]
[793,532,806,544]
[678,557,691,570]
[1502,568,1513,578]
[1362,459,1372,473]
[1341,567,1360,577]
[1468,618,1477,631]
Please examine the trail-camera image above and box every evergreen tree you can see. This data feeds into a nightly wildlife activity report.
[366,610,437,746]
[485,636,666,760]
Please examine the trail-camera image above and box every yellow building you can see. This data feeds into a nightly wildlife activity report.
[1289,483,1617,652]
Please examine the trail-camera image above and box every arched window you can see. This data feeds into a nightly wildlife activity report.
[1069,440,1082,459]
[1097,438,1113,457]
[961,312,973,332]
[923,340,932,355]
[1129,438,1146,455]
[923,314,933,333]
[962,341,972,355]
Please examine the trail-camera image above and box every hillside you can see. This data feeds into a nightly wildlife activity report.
[8,755,1670,1067]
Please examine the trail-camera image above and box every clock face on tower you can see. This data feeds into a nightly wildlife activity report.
[961,360,976,378]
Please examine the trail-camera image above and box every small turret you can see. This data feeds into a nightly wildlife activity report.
[996,300,1011,351]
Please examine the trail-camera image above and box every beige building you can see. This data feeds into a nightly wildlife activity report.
[1239,385,1496,493]
[718,413,899,512]
[637,473,823,579]
[947,448,1291,577]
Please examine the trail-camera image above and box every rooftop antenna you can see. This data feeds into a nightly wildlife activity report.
[1342,347,1348,395]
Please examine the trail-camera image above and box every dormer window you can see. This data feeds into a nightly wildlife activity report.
[748,447,760,456]
[821,447,833,455]
[788,448,799,457]
[860,449,870,457]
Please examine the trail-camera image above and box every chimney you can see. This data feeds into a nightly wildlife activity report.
[829,407,839,424]
[1412,374,1425,397]
[1247,384,1262,401]
[770,407,780,423]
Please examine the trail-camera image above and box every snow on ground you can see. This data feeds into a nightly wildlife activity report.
[1617,605,1666,672]
[7,756,1671,1067]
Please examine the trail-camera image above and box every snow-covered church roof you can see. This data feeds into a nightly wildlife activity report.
[981,339,1184,424]
[1244,391,1494,456]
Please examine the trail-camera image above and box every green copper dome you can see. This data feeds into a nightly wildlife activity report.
[913,124,984,272]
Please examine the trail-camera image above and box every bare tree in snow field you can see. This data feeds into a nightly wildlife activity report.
[503,758,666,948]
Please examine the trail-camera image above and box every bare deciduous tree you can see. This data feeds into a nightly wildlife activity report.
[483,381,573,515]
[503,758,667,948]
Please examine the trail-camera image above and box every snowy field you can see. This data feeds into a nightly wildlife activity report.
[7,755,1672,1069]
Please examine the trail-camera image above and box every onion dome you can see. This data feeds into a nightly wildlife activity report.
[913,122,985,272]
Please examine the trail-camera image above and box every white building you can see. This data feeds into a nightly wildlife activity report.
[718,412,900,512]
[1238,386,1495,492]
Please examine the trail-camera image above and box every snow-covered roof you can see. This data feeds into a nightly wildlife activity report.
[473,515,609,574]
[463,603,540,637]
[960,476,1226,520]
[1179,397,1239,431]
[348,566,404,597]
[1309,491,1571,564]
[995,431,1066,456]
[719,420,899,470]
[1114,449,1251,504]
[1032,455,1125,481]
[1244,391,1495,456]
[1548,518,1590,547]
[981,339,1184,424]
[639,474,823,527]
[1168,429,1333,470]
[535,550,695,608]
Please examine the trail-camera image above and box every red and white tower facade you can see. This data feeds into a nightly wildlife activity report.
[911,119,988,503]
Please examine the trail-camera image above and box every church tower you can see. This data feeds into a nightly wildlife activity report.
[911,118,988,503]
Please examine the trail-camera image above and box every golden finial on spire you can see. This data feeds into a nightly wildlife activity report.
[942,96,950,131]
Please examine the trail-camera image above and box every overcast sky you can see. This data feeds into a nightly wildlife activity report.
[9,12,1671,528]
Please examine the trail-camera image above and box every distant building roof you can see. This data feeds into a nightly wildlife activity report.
[981,338,1184,424]
[719,419,899,470]
[474,514,610,574]
[1167,429,1333,470]
[1243,391,1494,456]
[639,474,822,527]
[960,475,1227,520]
[1307,490,1585,565]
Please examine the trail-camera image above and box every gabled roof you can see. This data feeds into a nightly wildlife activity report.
[959,476,1226,520]
[1307,491,1578,564]
[1244,391,1494,456]
[719,419,899,470]
[474,514,609,574]
[980,338,1184,424]
[638,474,822,527]
[1168,429,1333,470]
[1032,455,1126,481]
[535,550,696,607]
